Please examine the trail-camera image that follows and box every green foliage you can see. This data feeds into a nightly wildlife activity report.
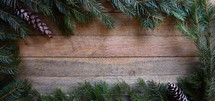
[111,0,135,17]
[0,42,19,75]
[1,0,114,36]
[0,0,115,99]
[109,0,188,30]
[130,79,169,101]
[71,82,112,101]
[0,4,29,39]
[0,0,191,35]
[178,70,205,101]
[0,30,21,41]
[111,81,133,100]
[53,89,69,101]
[0,81,28,101]
[134,0,163,30]
[20,0,53,16]
[177,0,215,101]
[158,0,186,21]
[0,0,213,100]
[79,0,115,29]
[16,80,170,101]
[20,87,41,101]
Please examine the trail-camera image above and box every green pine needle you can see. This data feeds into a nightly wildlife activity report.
[79,0,115,29]
[0,81,25,101]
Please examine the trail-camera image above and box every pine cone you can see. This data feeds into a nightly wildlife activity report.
[15,7,53,38]
[167,82,189,101]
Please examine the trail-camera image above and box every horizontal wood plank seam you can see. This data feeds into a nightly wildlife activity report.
[28,34,185,37]
[20,56,199,58]
[21,35,193,38]
[19,74,188,78]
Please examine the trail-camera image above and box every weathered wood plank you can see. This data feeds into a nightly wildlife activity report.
[19,75,186,93]
[19,36,197,57]
[213,0,215,4]
[40,13,181,36]
[75,20,181,36]
[18,57,199,77]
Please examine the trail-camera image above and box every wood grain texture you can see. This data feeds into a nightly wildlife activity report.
[17,0,215,93]
[19,75,186,93]
[19,36,197,57]
[19,57,199,77]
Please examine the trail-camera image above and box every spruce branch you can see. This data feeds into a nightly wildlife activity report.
[131,79,168,101]
[49,0,93,35]
[54,0,72,15]
[54,89,69,101]
[177,0,215,100]
[64,16,75,33]
[0,81,26,101]
[178,71,205,101]
[79,0,115,28]
[158,0,186,21]
[20,0,53,16]
[0,43,18,64]
[134,0,163,29]
[111,0,135,16]
[70,6,93,24]
[0,7,28,38]
[0,23,21,41]
[1,0,18,8]
[52,0,93,23]
[0,42,19,75]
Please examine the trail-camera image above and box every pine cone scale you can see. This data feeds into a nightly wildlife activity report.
[15,7,53,38]
[167,82,189,101]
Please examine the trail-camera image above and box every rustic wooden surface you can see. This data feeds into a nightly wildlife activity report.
[17,3,206,93]
[19,36,197,57]
[19,57,199,77]
[18,57,199,93]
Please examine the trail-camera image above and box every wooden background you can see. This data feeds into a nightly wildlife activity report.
[18,1,215,93]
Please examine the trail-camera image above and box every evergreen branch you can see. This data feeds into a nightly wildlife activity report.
[0,81,25,101]
[70,7,93,23]
[66,0,78,5]
[134,1,163,29]
[177,0,215,100]
[71,89,82,101]
[176,21,197,41]
[0,23,21,41]
[0,43,19,64]
[64,16,75,33]
[131,79,168,101]
[208,77,215,100]
[52,0,93,35]
[0,7,28,38]
[54,0,71,15]
[0,32,20,41]
[20,0,53,16]
[54,89,69,101]
[0,42,19,75]
[158,0,186,21]
[111,0,135,16]
[178,71,205,101]
[79,0,115,28]
[99,82,112,101]
[1,0,18,8]
[54,0,92,23]
[0,63,18,75]
[78,82,97,100]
